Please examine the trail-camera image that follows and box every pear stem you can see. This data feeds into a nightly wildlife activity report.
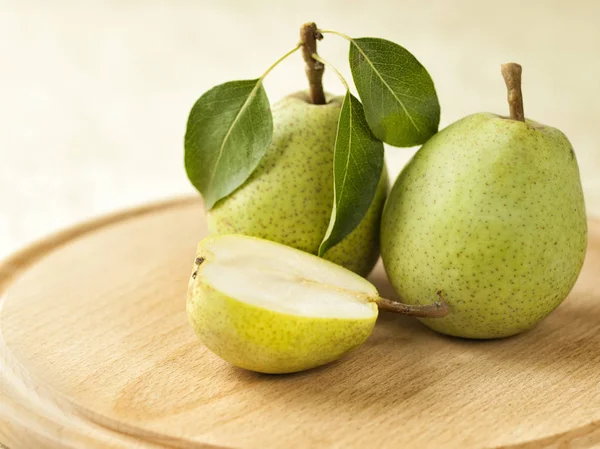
[501,63,525,122]
[299,277,450,318]
[300,22,326,105]
[376,295,450,318]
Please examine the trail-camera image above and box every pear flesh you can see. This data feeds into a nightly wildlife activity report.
[187,234,379,374]
[207,92,388,277]
[381,113,587,339]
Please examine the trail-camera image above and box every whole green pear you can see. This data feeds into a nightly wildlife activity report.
[381,65,587,339]
[208,92,388,277]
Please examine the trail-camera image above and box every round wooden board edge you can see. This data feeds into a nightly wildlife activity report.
[1,197,599,449]
[0,196,210,449]
[0,197,200,291]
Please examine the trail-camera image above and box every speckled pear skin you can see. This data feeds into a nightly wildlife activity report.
[186,245,378,374]
[381,113,587,339]
[207,92,388,277]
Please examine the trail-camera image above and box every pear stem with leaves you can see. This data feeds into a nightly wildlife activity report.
[501,63,525,122]
[300,22,326,104]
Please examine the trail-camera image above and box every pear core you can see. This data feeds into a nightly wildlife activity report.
[199,235,378,319]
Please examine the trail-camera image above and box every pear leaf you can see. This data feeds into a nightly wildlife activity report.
[319,92,384,256]
[349,37,440,147]
[185,80,273,210]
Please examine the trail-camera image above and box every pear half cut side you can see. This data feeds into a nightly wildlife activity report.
[187,234,379,374]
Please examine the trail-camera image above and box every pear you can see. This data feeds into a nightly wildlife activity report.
[186,234,379,374]
[381,63,587,339]
[207,92,388,277]
[187,234,450,373]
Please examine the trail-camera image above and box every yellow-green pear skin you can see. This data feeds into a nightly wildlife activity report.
[187,236,379,374]
[207,92,388,277]
[187,285,376,374]
[381,113,587,339]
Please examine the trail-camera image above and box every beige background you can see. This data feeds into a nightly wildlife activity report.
[1,0,599,259]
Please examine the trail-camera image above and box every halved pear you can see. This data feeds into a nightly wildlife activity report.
[187,234,379,374]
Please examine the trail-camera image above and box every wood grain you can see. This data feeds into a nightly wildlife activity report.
[1,198,599,449]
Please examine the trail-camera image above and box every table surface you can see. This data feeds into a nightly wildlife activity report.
[2,0,600,259]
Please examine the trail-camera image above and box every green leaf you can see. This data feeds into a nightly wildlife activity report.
[184,79,273,210]
[319,92,384,256]
[349,37,440,147]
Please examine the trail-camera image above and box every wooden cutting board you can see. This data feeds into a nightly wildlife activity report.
[1,197,599,449]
